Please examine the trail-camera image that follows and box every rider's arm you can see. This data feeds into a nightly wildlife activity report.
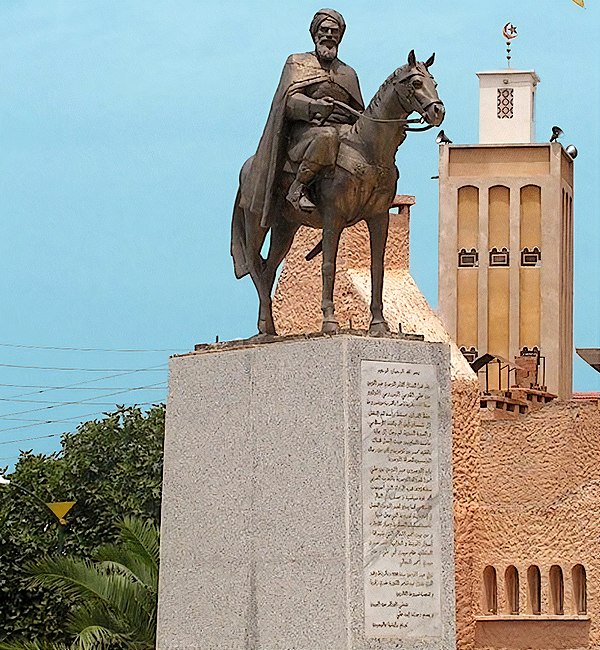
[286,92,334,122]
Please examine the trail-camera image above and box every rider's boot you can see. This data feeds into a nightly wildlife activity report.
[286,161,320,212]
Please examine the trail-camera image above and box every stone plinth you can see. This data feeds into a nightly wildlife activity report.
[157,334,456,650]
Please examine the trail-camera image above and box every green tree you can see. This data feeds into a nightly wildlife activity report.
[0,517,159,650]
[0,406,164,643]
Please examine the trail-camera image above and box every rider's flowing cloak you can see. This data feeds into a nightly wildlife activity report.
[239,51,364,228]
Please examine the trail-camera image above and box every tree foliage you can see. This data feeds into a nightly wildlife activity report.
[0,517,159,650]
[0,406,165,643]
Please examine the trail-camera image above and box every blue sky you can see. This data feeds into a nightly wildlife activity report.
[0,0,598,469]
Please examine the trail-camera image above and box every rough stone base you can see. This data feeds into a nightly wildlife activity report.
[157,334,456,650]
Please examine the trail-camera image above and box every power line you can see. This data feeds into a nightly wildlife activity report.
[0,383,167,391]
[0,411,115,439]
[0,404,164,439]
[0,431,71,445]
[0,342,185,353]
[0,382,167,419]
[0,385,167,404]
[1,406,160,422]
[1,402,162,419]
[0,363,168,372]
[4,364,167,399]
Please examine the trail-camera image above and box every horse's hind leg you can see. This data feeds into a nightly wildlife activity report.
[257,219,299,335]
[245,231,271,335]
[367,213,391,335]
[321,219,343,334]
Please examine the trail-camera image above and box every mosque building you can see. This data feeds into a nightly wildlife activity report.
[272,44,600,650]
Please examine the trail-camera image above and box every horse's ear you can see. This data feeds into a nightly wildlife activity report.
[424,52,435,69]
[408,49,416,67]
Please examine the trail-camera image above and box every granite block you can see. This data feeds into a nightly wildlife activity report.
[157,334,456,650]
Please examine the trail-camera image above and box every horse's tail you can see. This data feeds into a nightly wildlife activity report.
[305,239,322,261]
[231,187,250,279]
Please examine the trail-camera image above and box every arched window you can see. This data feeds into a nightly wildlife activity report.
[527,565,541,614]
[483,566,497,614]
[505,565,519,614]
[572,565,587,615]
[549,565,564,615]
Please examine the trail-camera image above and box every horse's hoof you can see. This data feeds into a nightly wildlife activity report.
[368,321,390,337]
[249,332,276,341]
[322,320,339,335]
[256,320,277,337]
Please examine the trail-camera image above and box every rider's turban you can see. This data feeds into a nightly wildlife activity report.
[309,8,346,42]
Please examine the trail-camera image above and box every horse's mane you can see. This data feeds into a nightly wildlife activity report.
[365,61,428,113]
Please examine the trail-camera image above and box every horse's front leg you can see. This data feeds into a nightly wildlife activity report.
[321,218,342,334]
[367,213,390,336]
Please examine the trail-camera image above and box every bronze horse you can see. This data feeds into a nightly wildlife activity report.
[231,51,444,336]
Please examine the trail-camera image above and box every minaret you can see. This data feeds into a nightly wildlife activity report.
[437,30,574,399]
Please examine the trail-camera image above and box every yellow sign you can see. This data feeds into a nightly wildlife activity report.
[46,501,76,525]
[572,0,584,6]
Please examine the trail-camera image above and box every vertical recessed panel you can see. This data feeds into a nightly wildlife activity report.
[519,269,540,349]
[487,269,510,389]
[457,270,478,349]
[487,186,510,390]
[520,185,541,249]
[457,186,479,249]
[488,186,510,248]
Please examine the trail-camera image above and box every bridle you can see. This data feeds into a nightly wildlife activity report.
[333,70,441,132]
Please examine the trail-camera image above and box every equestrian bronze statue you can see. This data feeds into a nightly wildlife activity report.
[231,8,445,336]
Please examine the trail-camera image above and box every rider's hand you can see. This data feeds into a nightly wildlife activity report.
[327,105,356,124]
[309,98,335,122]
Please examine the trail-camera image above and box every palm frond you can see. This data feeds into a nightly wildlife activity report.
[74,625,127,650]
[0,641,70,650]
[68,600,129,637]
[19,517,159,650]
[95,550,156,592]
[28,556,155,633]
[114,517,159,574]
[26,555,112,605]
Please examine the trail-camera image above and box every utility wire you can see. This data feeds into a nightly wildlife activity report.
[0,411,117,439]
[1,405,161,422]
[0,342,185,353]
[0,402,161,419]
[2,364,167,399]
[0,382,166,419]
[0,383,167,391]
[0,403,164,439]
[1,432,64,445]
[0,362,168,372]
[0,386,167,404]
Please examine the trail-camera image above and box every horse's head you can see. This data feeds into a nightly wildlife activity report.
[394,50,445,127]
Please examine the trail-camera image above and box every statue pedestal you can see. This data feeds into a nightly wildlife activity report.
[157,334,456,650]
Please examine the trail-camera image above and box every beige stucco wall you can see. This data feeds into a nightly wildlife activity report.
[437,143,574,399]
[270,206,599,650]
[272,210,482,650]
[452,378,482,650]
[477,70,539,145]
[472,399,600,649]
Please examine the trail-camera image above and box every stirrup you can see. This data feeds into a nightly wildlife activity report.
[286,182,316,212]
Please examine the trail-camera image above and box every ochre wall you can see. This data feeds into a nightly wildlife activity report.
[272,212,410,335]
[471,399,600,649]
[448,147,550,177]
[452,379,482,650]
[457,186,479,350]
[270,204,598,650]
[519,185,541,350]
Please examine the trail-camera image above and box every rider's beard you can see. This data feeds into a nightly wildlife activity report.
[316,41,338,62]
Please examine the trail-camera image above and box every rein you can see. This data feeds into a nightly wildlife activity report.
[332,98,437,132]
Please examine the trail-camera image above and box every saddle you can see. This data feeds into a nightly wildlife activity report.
[282,138,392,180]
